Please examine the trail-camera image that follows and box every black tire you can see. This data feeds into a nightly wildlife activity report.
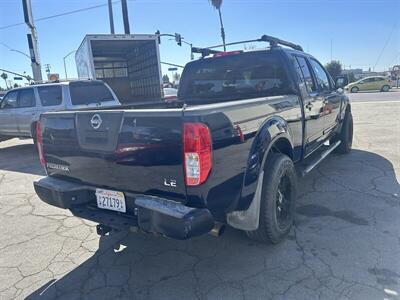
[381,85,390,92]
[332,110,353,154]
[246,153,297,244]
[351,86,359,93]
[31,122,38,149]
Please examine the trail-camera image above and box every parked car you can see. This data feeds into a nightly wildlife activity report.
[34,35,352,245]
[345,76,391,93]
[0,80,120,143]
[163,87,178,102]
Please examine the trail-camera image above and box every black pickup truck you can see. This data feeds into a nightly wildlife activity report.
[34,35,353,244]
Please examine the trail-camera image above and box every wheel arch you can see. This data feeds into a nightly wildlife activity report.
[227,116,295,230]
[254,116,295,171]
[245,115,295,200]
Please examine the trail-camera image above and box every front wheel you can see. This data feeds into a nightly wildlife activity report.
[381,85,390,92]
[246,153,297,244]
[332,110,353,154]
[351,86,359,93]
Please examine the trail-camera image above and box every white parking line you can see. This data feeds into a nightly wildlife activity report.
[351,100,400,104]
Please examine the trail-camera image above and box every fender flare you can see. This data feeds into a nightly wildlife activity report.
[251,115,294,169]
[227,116,294,231]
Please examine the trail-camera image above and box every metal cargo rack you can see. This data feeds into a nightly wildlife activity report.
[192,34,304,57]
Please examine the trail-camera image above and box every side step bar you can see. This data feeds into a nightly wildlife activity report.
[300,140,341,176]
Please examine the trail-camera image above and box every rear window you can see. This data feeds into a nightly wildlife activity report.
[179,51,292,103]
[69,81,114,105]
[38,86,62,106]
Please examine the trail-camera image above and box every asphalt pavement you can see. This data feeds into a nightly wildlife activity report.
[0,91,399,300]
[347,88,400,103]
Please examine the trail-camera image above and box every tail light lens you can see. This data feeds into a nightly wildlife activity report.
[213,50,243,57]
[183,123,212,186]
[36,122,46,167]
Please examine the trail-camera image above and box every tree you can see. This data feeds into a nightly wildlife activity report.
[209,0,226,51]
[348,72,356,83]
[162,74,170,83]
[172,73,181,82]
[1,72,8,89]
[325,60,342,78]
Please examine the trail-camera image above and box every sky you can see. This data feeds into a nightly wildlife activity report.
[0,0,399,88]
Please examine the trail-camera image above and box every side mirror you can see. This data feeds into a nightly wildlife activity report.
[334,77,347,89]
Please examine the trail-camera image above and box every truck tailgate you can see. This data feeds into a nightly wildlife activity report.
[40,109,187,202]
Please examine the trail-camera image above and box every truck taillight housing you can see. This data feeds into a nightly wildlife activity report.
[183,123,212,186]
[36,122,46,167]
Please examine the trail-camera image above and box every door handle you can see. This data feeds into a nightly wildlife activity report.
[305,102,313,110]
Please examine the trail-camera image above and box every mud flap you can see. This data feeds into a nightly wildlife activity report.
[227,171,264,231]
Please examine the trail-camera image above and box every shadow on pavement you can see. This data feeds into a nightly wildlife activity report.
[0,141,44,176]
[24,149,400,299]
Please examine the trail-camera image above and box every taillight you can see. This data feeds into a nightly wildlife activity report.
[36,122,46,167]
[213,50,243,57]
[164,95,177,103]
[183,123,212,186]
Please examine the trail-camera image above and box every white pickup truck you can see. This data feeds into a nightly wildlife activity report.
[0,80,120,143]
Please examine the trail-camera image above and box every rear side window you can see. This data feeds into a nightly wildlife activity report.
[38,86,62,106]
[69,81,114,105]
[179,52,292,103]
[294,56,316,93]
[18,89,35,108]
[309,59,331,91]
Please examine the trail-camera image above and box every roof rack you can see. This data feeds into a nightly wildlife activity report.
[192,34,303,57]
[29,78,91,85]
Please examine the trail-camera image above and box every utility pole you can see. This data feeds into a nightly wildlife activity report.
[44,64,51,77]
[63,50,77,80]
[22,0,42,82]
[108,0,115,34]
[121,0,130,34]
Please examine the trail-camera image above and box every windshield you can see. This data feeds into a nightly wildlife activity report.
[69,81,115,105]
[179,51,292,103]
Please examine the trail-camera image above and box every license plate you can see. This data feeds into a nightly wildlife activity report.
[96,189,126,213]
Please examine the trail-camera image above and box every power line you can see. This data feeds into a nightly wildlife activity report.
[0,0,121,31]
[373,22,397,71]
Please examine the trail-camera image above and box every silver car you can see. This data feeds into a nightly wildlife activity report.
[0,80,120,143]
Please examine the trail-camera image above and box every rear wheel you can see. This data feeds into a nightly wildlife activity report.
[332,109,353,154]
[246,153,297,244]
[351,86,359,93]
[381,85,390,92]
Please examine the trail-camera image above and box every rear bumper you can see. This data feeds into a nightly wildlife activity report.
[34,176,214,240]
